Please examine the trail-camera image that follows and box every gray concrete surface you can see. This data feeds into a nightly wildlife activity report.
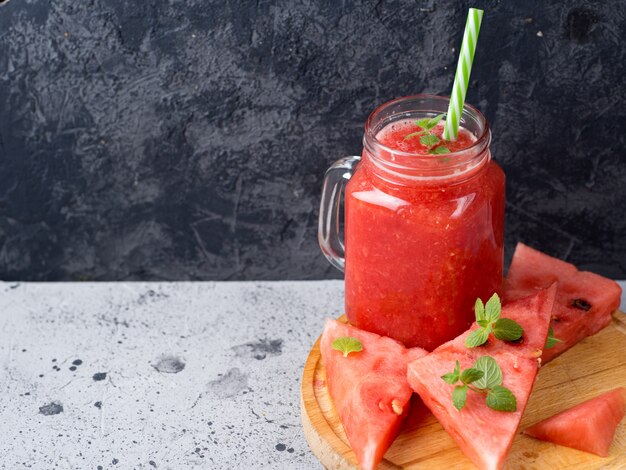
[0,281,345,469]
[0,280,624,469]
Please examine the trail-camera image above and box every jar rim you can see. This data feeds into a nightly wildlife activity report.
[364,94,491,161]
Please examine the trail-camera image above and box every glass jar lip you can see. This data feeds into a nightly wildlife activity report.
[364,94,491,160]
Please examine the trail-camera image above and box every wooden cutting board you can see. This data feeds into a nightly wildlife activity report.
[301,311,626,469]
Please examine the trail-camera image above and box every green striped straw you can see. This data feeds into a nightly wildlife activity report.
[443,8,484,141]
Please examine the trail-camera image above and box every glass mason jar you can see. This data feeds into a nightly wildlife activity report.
[319,95,505,350]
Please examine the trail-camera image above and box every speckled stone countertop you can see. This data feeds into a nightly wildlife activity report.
[0,281,346,469]
[1,280,624,470]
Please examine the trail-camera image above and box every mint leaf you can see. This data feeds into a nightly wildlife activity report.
[403,131,424,141]
[486,385,517,412]
[420,134,440,147]
[453,385,468,411]
[442,360,461,384]
[426,113,445,130]
[332,337,363,357]
[465,328,489,348]
[493,318,524,342]
[485,293,501,322]
[545,325,563,349]
[415,118,432,130]
[415,114,445,131]
[429,146,450,155]
[460,368,484,385]
[441,372,458,384]
[475,298,486,322]
[473,356,503,389]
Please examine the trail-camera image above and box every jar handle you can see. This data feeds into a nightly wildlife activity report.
[318,155,361,272]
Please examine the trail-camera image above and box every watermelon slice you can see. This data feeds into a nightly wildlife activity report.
[505,243,622,363]
[320,319,427,470]
[407,285,556,470]
[524,388,625,456]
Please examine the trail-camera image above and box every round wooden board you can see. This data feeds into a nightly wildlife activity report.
[301,312,626,470]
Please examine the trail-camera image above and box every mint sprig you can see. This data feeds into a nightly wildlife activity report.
[332,337,363,357]
[544,325,563,349]
[441,357,517,412]
[404,113,450,155]
[465,293,524,348]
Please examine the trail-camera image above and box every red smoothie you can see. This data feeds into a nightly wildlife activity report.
[344,116,505,350]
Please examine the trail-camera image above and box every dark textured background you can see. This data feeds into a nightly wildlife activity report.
[0,0,625,281]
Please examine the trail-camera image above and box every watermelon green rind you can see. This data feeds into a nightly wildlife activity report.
[505,243,622,363]
[320,319,427,470]
[407,286,556,470]
[524,387,626,457]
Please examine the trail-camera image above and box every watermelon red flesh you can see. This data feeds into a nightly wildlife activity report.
[409,351,538,470]
[439,283,557,361]
[407,286,556,470]
[524,388,625,457]
[505,243,622,363]
[320,319,427,470]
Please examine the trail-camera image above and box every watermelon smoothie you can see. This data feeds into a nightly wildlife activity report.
[343,95,505,350]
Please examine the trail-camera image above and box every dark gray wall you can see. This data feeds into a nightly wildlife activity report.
[0,0,625,281]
